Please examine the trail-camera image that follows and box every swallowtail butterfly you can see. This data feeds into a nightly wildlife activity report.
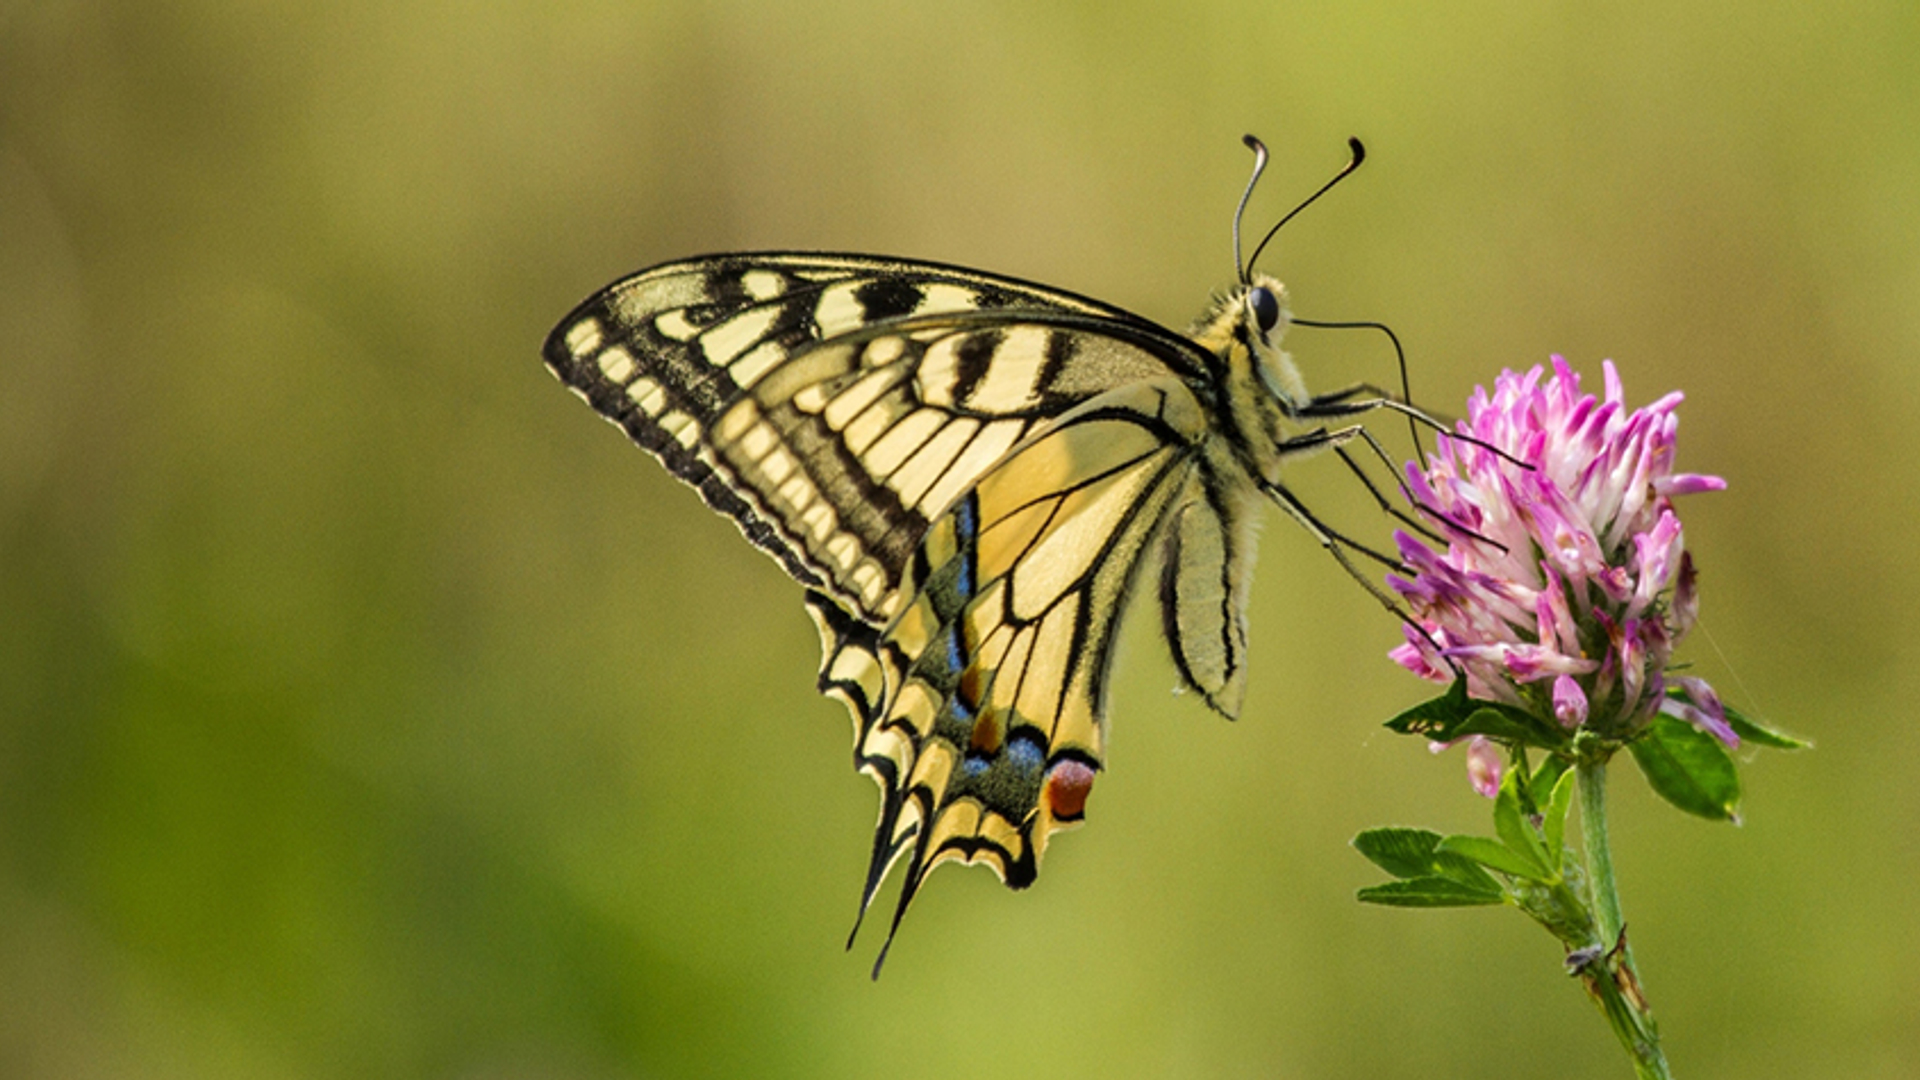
[544,137,1425,971]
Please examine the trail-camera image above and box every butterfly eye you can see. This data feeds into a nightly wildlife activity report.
[1247,286,1281,335]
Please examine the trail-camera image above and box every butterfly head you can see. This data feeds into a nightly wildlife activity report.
[1195,272,1310,415]
[1240,274,1309,408]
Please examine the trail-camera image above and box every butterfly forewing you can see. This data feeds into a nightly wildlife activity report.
[544,252,1265,965]
[544,254,1213,622]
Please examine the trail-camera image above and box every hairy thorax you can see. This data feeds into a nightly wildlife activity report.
[1188,272,1313,488]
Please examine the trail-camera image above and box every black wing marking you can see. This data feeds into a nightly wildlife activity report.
[542,253,1216,623]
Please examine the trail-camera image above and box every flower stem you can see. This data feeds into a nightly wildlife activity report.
[1577,759,1674,1080]
[1579,760,1625,947]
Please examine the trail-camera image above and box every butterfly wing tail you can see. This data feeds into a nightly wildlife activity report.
[803,591,920,944]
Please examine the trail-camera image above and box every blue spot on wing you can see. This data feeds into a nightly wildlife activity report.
[946,624,965,672]
[1005,732,1045,772]
[953,493,979,599]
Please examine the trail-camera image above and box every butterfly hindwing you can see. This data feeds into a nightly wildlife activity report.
[808,379,1215,967]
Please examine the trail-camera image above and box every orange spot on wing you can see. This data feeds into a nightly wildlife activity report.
[1044,760,1096,821]
[969,708,1003,754]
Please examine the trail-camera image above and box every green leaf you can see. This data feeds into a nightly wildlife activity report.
[1723,701,1810,750]
[1529,753,1573,805]
[1543,767,1576,863]
[1469,705,1570,749]
[1352,827,1501,892]
[1629,714,1742,820]
[1352,827,1446,878]
[1436,834,1552,882]
[1493,767,1553,877]
[1382,678,1569,750]
[1382,678,1476,739]
[1356,877,1506,907]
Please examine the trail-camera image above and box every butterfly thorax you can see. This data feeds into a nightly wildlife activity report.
[1189,273,1311,486]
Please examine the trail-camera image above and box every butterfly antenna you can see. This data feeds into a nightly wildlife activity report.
[1244,137,1366,279]
[1292,316,1425,458]
[1234,135,1271,285]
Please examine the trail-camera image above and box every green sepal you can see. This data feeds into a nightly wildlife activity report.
[1493,764,1554,877]
[1661,686,1807,749]
[1352,827,1501,893]
[1629,714,1742,821]
[1384,678,1569,750]
[1437,834,1552,882]
[1542,767,1577,864]
[1356,877,1506,907]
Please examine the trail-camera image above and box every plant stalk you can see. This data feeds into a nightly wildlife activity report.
[1577,759,1674,1080]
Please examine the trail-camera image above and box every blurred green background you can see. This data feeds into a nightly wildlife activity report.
[3,2,1913,1077]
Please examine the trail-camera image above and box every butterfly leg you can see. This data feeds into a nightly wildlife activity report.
[1331,445,1452,546]
[1292,397,1525,549]
[1296,395,1530,471]
[1270,421,1365,458]
[1260,458,1461,673]
[1328,426,1503,548]
[1296,393,1433,425]
[1258,476,1416,609]
[1264,423,1411,568]
[1305,381,1403,407]
[1258,476,1464,681]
